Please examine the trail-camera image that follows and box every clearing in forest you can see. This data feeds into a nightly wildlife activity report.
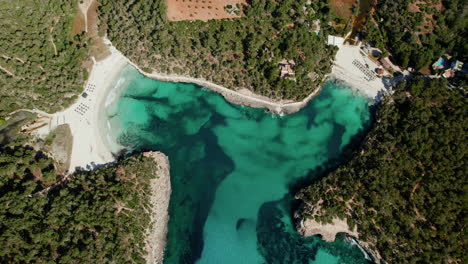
[330,0,357,20]
[166,0,247,22]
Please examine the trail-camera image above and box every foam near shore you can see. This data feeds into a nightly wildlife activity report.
[29,37,387,264]
[102,39,320,115]
[30,37,388,173]
[32,48,128,172]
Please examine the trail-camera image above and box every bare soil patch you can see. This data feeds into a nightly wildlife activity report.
[330,0,357,20]
[72,9,86,36]
[87,0,111,60]
[166,0,247,22]
[47,124,73,174]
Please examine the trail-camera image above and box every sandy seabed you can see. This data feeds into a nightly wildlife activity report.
[30,38,386,263]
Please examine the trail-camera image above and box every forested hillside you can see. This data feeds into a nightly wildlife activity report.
[0,148,159,263]
[362,0,467,70]
[297,78,467,263]
[0,0,88,117]
[98,0,335,100]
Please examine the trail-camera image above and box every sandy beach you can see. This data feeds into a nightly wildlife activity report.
[31,39,387,173]
[26,37,388,264]
[106,42,319,115]
[33,49,128,172]
[331,45,387,98]
[110,40,386,116]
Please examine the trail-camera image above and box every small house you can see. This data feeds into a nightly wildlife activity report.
[450,60,464,71]
[442,69,455,78]
[327,35,344,47]
[279,64,295,78]
[279,60,295,78]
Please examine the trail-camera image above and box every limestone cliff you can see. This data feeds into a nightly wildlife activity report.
[143,152,171,264]
[295,202,384,264]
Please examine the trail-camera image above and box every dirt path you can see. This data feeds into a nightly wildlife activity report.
[0,65,16,77]
[0,64,20,79]
[8,108,54,118]
[1,54,26,64]
[78,0,94,32]
[49,18,59,56]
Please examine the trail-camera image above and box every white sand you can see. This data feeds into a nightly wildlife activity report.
[331,44,386,98]
[33,50,128,172]
[297,217,359,242]
[102,38,319,115]
[26,38,388,263]
[31,40,387,173]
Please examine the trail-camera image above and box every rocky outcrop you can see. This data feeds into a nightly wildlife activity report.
[295,203,385,263]
[143,152,171,264]
[295,202,358,242]
[296,216,358,242]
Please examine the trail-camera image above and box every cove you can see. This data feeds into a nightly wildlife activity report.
[103,66,372,264]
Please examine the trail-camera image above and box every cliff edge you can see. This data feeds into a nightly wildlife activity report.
[295,202,384,263]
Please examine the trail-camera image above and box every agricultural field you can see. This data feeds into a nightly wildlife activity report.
[166,0,247,21]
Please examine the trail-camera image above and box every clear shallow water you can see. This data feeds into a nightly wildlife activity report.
[104,66,372,264]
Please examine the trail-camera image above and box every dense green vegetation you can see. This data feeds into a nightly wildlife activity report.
[0,0,88,117]
[0,147,159,263]
[0,111,37,146]
[297,78,467,263]
[98,0,336,100]
[362,0,467,70]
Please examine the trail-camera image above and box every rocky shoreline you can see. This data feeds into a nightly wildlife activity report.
[143,152,171,264]
[295,203,384,263]
[103,38,323,115]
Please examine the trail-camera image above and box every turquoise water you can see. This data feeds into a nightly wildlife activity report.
[104,66,372,264]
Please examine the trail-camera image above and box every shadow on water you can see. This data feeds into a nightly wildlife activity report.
[254,104,376,264]
[257,195,373,264]
[288,103,377,214]
[108,67,378,264]
[288,110,375,196]
[119,100,236,263]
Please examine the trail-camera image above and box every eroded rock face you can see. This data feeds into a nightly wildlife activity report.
[297,217,359,242]
[143,151,171,264]
[295,203,384,264]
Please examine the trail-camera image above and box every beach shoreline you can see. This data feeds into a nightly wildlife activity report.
[105,37,386,115]
[31,49,129,172]
[26,38,388,264]
[28,38,389,182]
[330,45,387,99]
[106,45,321,115]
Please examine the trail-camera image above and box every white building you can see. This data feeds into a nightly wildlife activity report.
[327,35,344,47]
